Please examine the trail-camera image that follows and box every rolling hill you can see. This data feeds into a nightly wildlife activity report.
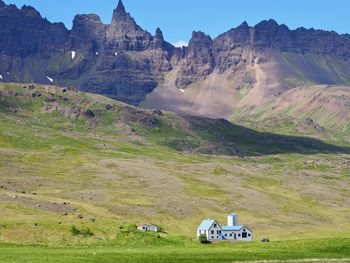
[0,82,350,246]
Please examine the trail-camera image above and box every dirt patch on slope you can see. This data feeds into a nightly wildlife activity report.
[0,195,75,214]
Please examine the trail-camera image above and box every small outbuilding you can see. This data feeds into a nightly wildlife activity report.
[137,224,158,232]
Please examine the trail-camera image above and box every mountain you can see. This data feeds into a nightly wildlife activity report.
[0,0,175,105]
[1,0,350,129]
[143,21,350,125]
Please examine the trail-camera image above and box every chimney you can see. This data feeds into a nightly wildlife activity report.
[227,214,237,226]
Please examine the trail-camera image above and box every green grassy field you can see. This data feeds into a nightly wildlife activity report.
[0,83,350,262]
[1,237,350,263]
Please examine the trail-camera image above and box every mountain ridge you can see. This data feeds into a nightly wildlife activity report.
[1,0,350,125]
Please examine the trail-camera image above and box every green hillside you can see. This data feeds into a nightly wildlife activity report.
[0,83,350,261]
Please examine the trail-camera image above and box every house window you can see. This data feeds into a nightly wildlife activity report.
[218,230,221,234]
[229,233,232,237]
[248,234,251,237]
[242,232,247,238]
[225,234,227,237]
[238,234,241,237]
[214,224,217,228]
[211,230,214,234]
[211,236,214,239]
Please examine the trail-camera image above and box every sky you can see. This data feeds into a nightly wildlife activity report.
[4,0,350,47]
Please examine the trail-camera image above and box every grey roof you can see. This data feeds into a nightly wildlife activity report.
[197,219,217,231]
[221,225,250,231]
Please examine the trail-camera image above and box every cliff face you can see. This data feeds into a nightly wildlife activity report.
[0,0,350,113]
[149,18,350,119]
[0,2,68,56]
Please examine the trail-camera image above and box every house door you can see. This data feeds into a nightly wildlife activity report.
[234,233,236,240]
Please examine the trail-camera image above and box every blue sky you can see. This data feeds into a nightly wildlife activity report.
[4,0,350,46]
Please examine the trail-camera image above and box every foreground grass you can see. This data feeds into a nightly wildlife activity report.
[1,238,350,263]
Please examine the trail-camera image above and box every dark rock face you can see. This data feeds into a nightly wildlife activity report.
[176,31,215,87]
[106,0,153,52]
[0,0,350,107]
[69,14,105,51]
[172,19,350,89]
[213,19,350,58]
[0,3,68,56]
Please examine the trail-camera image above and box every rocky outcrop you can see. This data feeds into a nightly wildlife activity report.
[0,2,68,56]
[215,19,350,59]
[69,14,105,51]
[106,0,153,52]
[176,31,215,87]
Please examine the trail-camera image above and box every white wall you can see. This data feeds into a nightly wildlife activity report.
[222,227,252,242]
[197,221,222,240]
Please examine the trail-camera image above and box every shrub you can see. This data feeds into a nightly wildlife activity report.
[157,226,166,233]
[198,234,209,244]
[70,226,94,237]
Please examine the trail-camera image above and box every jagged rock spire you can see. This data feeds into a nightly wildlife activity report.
[112,0,127,22]
[116,0,126,14]
[153,27,165,48]
[155,28,164,41]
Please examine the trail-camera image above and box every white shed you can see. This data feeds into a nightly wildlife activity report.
[137,224,158,232]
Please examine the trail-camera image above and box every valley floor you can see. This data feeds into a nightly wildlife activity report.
[1,238,350,263]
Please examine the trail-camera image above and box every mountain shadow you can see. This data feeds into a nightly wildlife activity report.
[155,115,350,157]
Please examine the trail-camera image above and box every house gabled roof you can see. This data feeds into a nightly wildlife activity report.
[221,225,250,231]
[197,219,217,231]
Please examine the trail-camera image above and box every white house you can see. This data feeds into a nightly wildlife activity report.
[137,224,158,232]
[197,214,252,242]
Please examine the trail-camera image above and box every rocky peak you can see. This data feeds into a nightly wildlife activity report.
[254,19,279,30]
[70,14,105,50]
[188,31,213,50]
[0,1,68,56]
[153,27,165,49]
[110,0,139,32]
[107,0,152,51]
[21,5,41,18]
[108,0,142,34]
[238,21,250,29]
[155,27,164,41]
[176,31,215,87]
[112,0,127,21]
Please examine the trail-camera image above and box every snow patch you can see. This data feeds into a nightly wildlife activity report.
[95,52,99,56]
[46,76,54,83]
[179,89,185,93]
[0,74,3,80]
[71,51,76,60]
[114,52,118,56]
[6,72,10,75]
